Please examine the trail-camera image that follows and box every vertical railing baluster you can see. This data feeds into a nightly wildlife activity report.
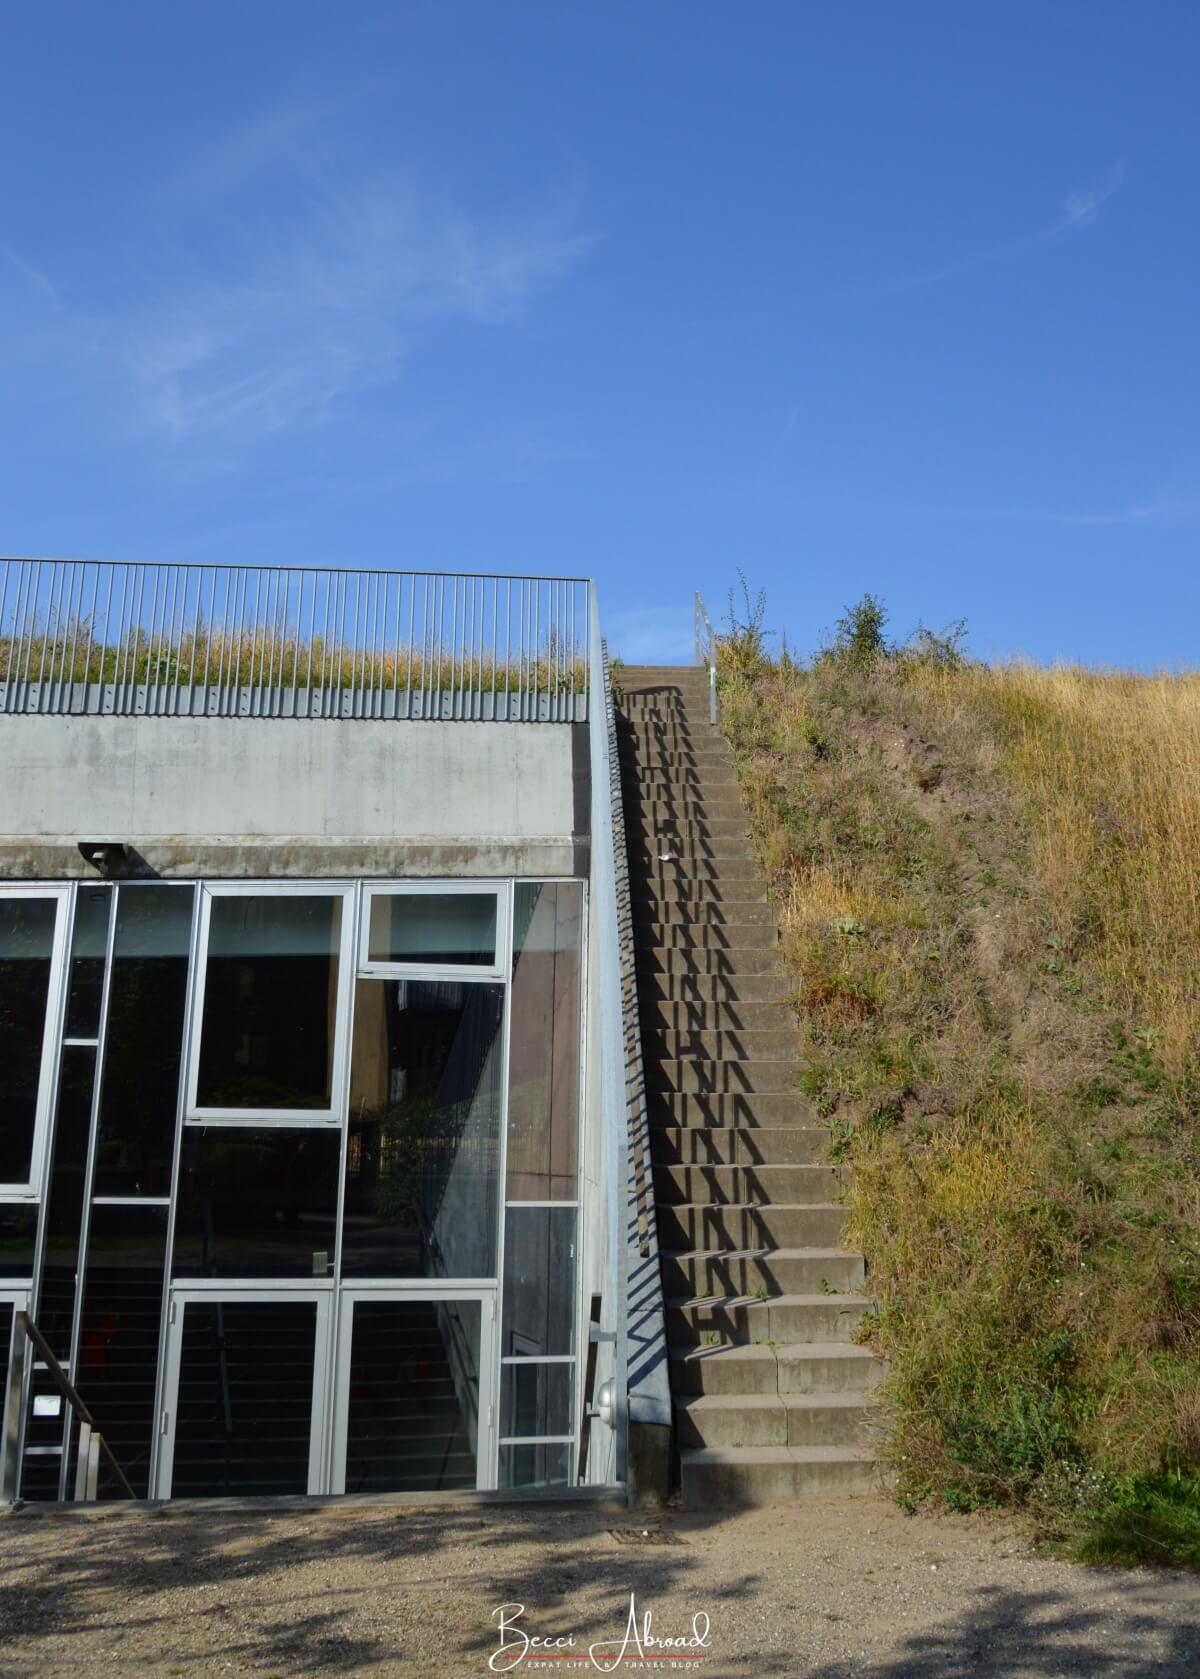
[13,559,33,703]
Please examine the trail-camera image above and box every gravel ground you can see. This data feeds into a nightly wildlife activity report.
[1,1493,1197,1678]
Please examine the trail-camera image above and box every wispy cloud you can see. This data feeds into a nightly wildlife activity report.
[870,160,1128,295]
[986,497,1199,528]
[0,99,594,461]
[2,244,60,306]
[924,494,1199,528]
[115,184,592,440]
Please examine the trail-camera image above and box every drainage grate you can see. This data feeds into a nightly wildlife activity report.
[609,1528,685,1547]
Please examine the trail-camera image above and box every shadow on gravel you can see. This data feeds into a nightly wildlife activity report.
[804,1580,1200,1679]
[0,1501,762,1674]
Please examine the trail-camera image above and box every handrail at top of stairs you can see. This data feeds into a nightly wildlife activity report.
[694,590,718,724]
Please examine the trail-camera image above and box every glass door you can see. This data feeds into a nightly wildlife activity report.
[332,1289,496,1494]
[1,1290,30,1502]
[156,1288,332,1499]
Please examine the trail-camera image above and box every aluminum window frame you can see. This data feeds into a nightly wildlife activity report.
[0,885,71,1199]
[155,1285,334,1501]
[358,881,509,982]
[184,883,357,1126]
[1,1286,31,1503]
[330,1285,497,1494]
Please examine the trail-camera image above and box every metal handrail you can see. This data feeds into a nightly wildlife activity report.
[0,557,590,721]
[15,1313,136,1501]
[588,597,673,1493]
[694,589,718,725]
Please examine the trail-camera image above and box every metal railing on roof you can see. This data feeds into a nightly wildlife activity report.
[0,557,589,721]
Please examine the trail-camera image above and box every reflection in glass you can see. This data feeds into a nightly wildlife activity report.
[502,1207,576,1358]
[345,1299,480,1492]
[507,883,581,1199]
[0,895,56,1185]
[0,1203,37,1277]
[498,1442,572,1489]
[172,1301,316,1497]
[40,1046,96,1360]
[95,886,194,1197]
[343,980,503,1278]
[65,886,111,1040]
[173,1127,339,1278]
[500,1360,573,1439]
[197,894,341,1111]
[368,892,496,967]
[78,1204,168,1498]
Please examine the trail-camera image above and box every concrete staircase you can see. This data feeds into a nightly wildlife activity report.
[616,664,881,1505]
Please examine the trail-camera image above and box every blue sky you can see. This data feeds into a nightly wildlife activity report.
[2,3,1197,666]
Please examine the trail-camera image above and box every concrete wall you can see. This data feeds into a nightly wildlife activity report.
[0,715,589,878]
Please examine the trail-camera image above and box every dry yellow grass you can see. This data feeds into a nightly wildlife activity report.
[918,663,1200,1076]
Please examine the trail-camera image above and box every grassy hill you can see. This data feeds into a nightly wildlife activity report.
[715,594,1200,1566]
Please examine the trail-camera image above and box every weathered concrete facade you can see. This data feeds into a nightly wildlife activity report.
[0,715,590,878]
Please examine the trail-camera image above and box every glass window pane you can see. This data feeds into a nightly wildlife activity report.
[0,1202,37,1277]
[367,893,496,966]
[501,1207,576,1358]
[0,896,57,1185]
[346,1299,480,1493]
[173,1127,339,1279]
[77,1203,168,1498]
[95,886,194,1197]
[40,1045,95,1360]
[65,885,111,1040]
[172,1301,316,1497]
[507,883,581,1199]
[197,895,342,1111]
[498,1442,573,1489]
[500,1360,574,1439]
[343,979,503,1279]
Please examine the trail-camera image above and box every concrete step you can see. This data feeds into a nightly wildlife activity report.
[630,839,755,864]
[653,1125,832,1164]
[660,1247,866,1298]
[635,922,779,952]
[646,1091,815,1126]
[636,975,793,1005]
[671,1340,882,1396]
[675,1391,876,1450]
[622,765,740,789]
[646,1058,799,1092]
[633,855,766,881]
[632,881,769,907]
[626,793,748,820]
[654,1163,844,1205]
[647,1026,799,1058]
[641,999,793,1030]
[633,900,778,929]
[621,732,722,753]
[618,687,712,703]
[655,1203,848,1249]
[636,948,784,977]
[632,814,752,840]
[679,1445,878,1506]
[667,1293,869,1347]
[619,748,736,771]
[618,664,711,678]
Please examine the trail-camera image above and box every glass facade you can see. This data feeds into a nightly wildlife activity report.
[0,877,584,1501]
